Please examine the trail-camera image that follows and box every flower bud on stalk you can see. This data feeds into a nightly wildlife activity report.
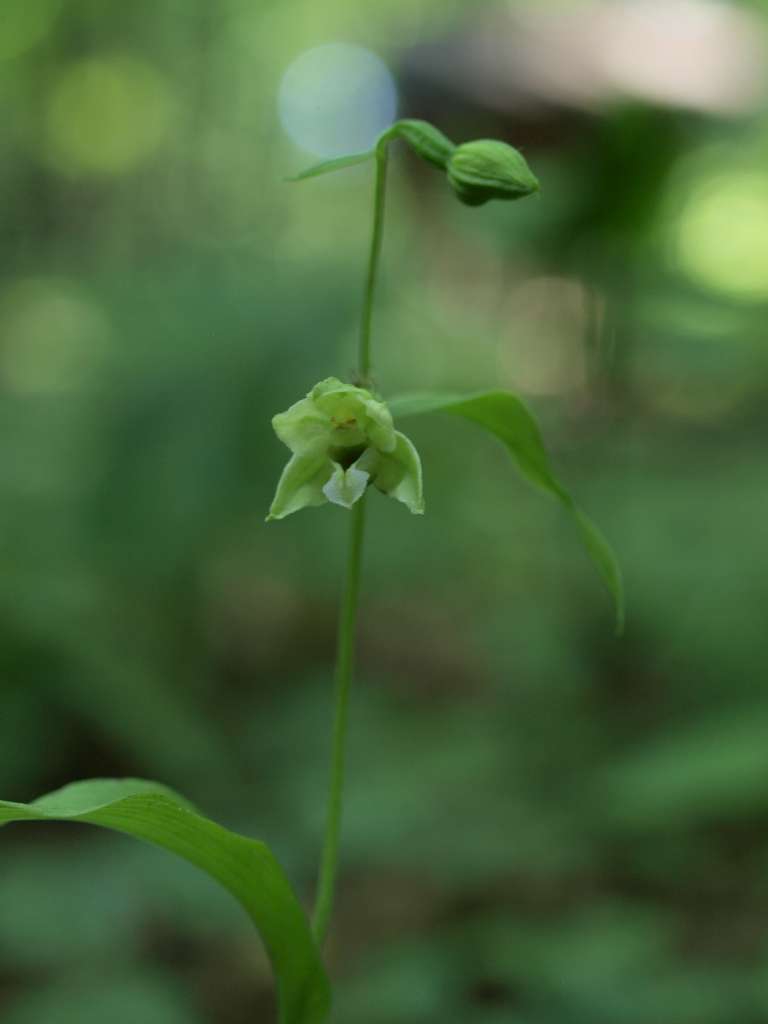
[446,139,540,206]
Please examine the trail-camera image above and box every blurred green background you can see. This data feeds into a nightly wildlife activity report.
[2,1,768,1021]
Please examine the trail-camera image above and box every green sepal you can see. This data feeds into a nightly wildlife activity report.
[388,390,624,632]
[0,778,331,1024]
[268,443,334,521]
[359,430,424,514]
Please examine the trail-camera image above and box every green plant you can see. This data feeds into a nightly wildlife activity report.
[0,120,622,1023]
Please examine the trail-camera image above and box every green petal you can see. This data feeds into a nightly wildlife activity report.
[312,379,396,453]
[267,445,334,521]
[272,397,331,453]
[371,431,424,514]
[360,394,396,453]
[322,461,369,509]
[309,377,347,400]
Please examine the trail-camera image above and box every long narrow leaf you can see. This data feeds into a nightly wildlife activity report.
[286,150,374,182]
[0,778,330,1024]
[389,390,624,632]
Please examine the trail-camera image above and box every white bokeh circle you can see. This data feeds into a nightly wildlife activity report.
[278,43,397,158]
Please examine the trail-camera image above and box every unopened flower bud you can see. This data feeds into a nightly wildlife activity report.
[447,140,539,206]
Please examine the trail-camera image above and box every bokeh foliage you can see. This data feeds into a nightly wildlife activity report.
[2,0,768,1021]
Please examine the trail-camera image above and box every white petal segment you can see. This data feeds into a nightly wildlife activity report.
[267,444,335,520]
[370,430,424,514]
[322,461,370,509]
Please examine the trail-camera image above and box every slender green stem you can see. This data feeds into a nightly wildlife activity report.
[312,497,367,945]
[313,133,391,947]
[358,139,389,383]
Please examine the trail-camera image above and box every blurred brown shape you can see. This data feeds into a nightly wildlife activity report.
[401,0,768,123]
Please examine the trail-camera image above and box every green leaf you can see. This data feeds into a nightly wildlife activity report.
[286,150,374,182]
[389,390,624,632]
[0,778,330,1024]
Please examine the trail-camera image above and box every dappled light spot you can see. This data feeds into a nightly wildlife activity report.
[45,56,175,176]
[640,367,752,423]
[486,0,768,115]
[673,173,768,301]
[0,0,60,62]
[278,43,397,158]
[596,0,768,115]
[0,278,110,393]
[497,276,589,396]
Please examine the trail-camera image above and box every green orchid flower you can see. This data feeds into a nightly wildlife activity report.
[267,378,424,521]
